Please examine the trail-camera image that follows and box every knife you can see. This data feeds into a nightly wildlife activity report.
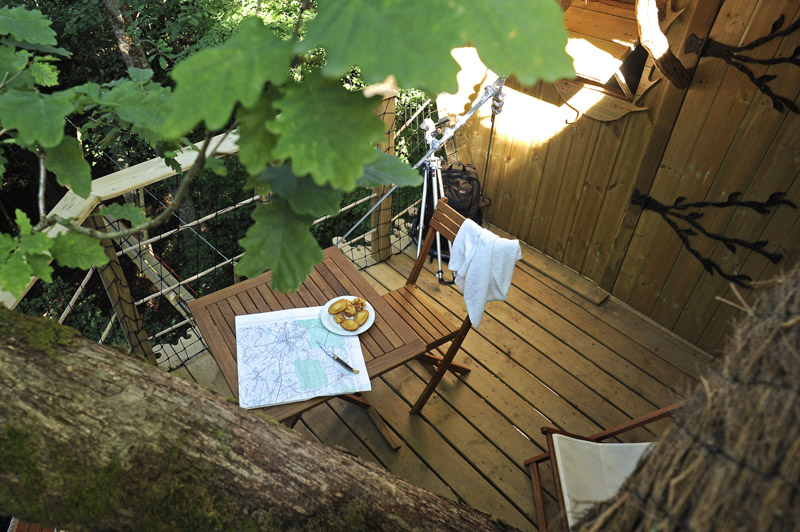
[316,342,359,374]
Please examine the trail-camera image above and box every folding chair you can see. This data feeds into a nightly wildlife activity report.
[382,197,473,414]
[524,403,683,531]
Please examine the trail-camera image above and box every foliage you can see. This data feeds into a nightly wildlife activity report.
[0,0,573,298]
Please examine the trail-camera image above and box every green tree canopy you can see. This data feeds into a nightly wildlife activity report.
[0,0,573,297]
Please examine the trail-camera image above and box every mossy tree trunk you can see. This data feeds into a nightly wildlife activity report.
[0,308,519,532]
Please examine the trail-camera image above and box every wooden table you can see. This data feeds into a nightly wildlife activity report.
[187,246,425,448]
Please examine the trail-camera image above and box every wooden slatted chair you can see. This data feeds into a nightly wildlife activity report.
[524,403,683,531]
[382,197,473,414]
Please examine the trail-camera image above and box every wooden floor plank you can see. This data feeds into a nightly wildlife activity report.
[390,251,667,438]
[189,240,713,531]
[515,260,714,382]
[497,229,713,377]
[324,398,459,501]
[511,263,698,395]
[363,260,609,443]
[365,372,537,530]
[381,363,538,529]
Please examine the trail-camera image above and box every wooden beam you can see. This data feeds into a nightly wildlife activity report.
[0,132,240,310]
[87,213,156,365]
[90,132,239,200]
[636,0,691,89]
[371,97,396,262]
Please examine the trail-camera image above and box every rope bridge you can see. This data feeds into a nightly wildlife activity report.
[13,91,454,392]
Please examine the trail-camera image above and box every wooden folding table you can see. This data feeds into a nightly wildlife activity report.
[187,246,425,448]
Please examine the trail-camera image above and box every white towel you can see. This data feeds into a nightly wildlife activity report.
[448,219,522,327]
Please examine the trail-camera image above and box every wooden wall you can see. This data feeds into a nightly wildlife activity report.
[442,0,800,354]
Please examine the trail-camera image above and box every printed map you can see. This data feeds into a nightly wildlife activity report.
[235,307,371,409]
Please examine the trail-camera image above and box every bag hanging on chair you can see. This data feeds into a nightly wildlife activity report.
[412,161,484,261]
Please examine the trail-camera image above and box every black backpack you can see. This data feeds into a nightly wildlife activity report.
[440,162,482,226]
[411,161,483,259]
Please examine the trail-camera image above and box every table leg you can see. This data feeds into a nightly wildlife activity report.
[284,415,302,428]
[342,394,402,450]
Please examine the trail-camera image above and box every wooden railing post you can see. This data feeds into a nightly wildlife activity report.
[86,211,156,365]
[371,95,397,262]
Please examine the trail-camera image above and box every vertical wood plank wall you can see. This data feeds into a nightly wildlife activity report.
[445,0,800,354]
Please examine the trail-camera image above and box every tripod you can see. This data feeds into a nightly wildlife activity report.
[416,119,450,282]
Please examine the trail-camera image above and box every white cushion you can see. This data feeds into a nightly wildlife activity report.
[552,434,654,529]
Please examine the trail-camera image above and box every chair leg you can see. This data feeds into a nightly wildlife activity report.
[417,351,472,375]
[410,318,471,415]
[529,461,549,532]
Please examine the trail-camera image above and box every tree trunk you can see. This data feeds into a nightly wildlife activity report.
[102,0,150,71]
[0,308,519,532]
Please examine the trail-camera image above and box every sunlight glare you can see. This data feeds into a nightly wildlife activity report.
[437,48,575,146]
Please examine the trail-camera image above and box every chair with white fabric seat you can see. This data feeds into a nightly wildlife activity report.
[524,403,683,531]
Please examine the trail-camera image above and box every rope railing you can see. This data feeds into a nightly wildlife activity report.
[57,267,95,324]
[18,91,441,380]
[115,193,262,257]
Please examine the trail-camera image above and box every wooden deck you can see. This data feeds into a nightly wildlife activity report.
[291,231,716,531]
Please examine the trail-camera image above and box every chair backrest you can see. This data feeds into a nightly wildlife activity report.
[407,198,466,286]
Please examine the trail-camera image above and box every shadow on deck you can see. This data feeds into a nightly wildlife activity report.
[292,230,716,531]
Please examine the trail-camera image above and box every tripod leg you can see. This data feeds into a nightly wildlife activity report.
[416,165,429,259]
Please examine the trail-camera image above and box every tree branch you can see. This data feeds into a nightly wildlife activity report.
[0,308,519,532]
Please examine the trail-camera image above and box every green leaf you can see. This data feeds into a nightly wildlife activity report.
[0,44,29,78]
[250,165,343,217]
[0,6,57,46]
[50,232,109,270]
[0,251,33,298]
[0,149,6,181]
[71,82,102,107]
[127,67,153,83]
[0,88,75,147]
[29,59,58,87]
[205,156,228,176]
[17,231,52,255]
[237,199,323,293]
[460,0,573,84]
[99,79,172,142]
[47,136,92,198]
[160,16,293,137]
[24,252,52,283]
[0,38,70,57]
[236,86,280,176]
[15,209,32,236]
[356,149,423,188]
[0,232,16,261]
[297,0,461,95]
[96,203,149,227]
[268,73,385,190]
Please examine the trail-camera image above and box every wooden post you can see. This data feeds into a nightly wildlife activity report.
[371,95,397,262]
[636,0,691,89]
[86,211,156,365]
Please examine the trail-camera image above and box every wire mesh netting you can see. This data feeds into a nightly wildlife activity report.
[17,91,457,384]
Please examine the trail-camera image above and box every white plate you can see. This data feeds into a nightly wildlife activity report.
[319,296,376,336]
